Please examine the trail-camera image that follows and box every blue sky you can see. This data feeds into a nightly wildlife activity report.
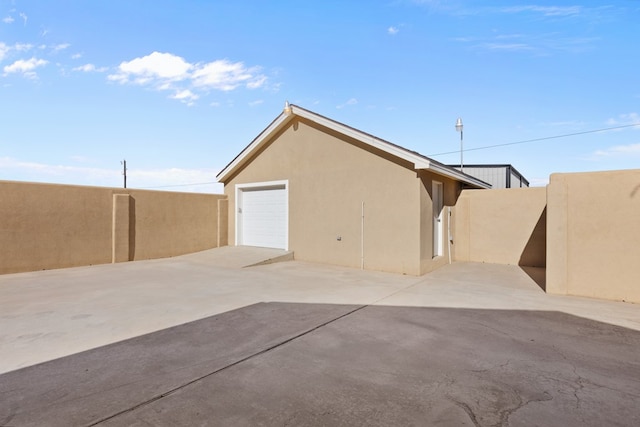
[1,0,638,192]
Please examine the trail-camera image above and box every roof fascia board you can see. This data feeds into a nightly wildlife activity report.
[292,106,489,187]
[218,104,488,189]
[425,162,492,189]
[291,106,431,169]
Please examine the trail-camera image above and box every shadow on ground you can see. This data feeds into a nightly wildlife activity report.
[521,266,546,291]
[1,302,639,427]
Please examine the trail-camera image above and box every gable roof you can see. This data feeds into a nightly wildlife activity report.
[216,104,491,189]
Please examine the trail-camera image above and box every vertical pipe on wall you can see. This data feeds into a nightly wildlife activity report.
[361,201,365,270]
[447,207,452,264]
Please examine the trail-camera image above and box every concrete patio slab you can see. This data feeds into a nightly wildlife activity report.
[1,302,639,426]
[1,246,639,376]
[1,246,640,425]
[0,248,416,374]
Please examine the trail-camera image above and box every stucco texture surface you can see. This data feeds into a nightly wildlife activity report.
[224,118,459,275]
[0,181,226,274]
[546,169,640,303]
[453,187,547,267]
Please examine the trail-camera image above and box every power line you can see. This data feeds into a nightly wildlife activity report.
[142,181,219,189]
[427,123,640,157]
[131,123,640,189]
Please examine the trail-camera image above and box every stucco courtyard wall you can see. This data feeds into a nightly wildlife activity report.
[452,187,547,267]
[0,181,227,274]
[546,170,640,303]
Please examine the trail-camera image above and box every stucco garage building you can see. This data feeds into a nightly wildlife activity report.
[217,104,489,275]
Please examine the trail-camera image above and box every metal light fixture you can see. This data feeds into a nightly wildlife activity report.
[121,159,127,188]
[455,118,463,173]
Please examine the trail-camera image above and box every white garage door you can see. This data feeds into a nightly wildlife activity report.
[237,182,288,250]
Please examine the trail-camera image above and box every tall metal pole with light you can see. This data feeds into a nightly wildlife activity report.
[455,118,464,173]
[121,159,127,188]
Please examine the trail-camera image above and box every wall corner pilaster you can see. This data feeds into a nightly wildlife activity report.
[112,194,131,263]
[545,175,568,295]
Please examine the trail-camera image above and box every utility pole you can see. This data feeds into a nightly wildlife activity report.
[121,159,127,188]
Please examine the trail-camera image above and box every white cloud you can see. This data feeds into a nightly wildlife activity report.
[3,16,14,24]
[71,53,82,59]
[107,52,267,104]
[543,120,586,128]
[0,42,34,62]
[108,51,192,84]
[14,43,33,51]
[52,43,70,52]
[607,112,640,127]
[72,63,107,72]
[0,42,8,61]
[73,64,95,72]
[388,26,399,35]
[3,57,48,78]
[191,59,265,91]
[336,98,358,109]
[592,143,640,158]
[170,89,199,106]
[462,33,598,55]
[0,157,117,182]
[481,42,534,51]
[248,99,264,107]
[246,74,267,89]
[171,89,198,100]
[500,6,582,17]
[19,12,27,25]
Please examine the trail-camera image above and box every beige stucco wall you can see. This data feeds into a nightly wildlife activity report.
[125,189,224,260]
[546,170,640,303]
[0,181,227,274]
[452,187,547,267]
[223,118,456,275]
[419,171,463,274]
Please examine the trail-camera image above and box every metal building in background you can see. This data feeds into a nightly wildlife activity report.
[450,164,530,189]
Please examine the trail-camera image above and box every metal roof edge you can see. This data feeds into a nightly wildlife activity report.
[217,104,489,189]
[290,105,431,169]
[426,162,492,189]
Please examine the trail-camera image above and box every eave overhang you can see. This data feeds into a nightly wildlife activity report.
[216,104,490,189]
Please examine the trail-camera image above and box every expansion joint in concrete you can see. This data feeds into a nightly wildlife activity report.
[85,304,369,427]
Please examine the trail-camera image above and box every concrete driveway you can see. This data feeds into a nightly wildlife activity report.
[1,247,639,426]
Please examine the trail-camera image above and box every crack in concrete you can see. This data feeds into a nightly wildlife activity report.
[549,344,585,411]
[447,396,481,427]
[503,391,553,426]
[570,364,586,410]
[448,389,554,427]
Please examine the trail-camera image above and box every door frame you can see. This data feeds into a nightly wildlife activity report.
[432,181,443,258]
[235,180,289,250]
